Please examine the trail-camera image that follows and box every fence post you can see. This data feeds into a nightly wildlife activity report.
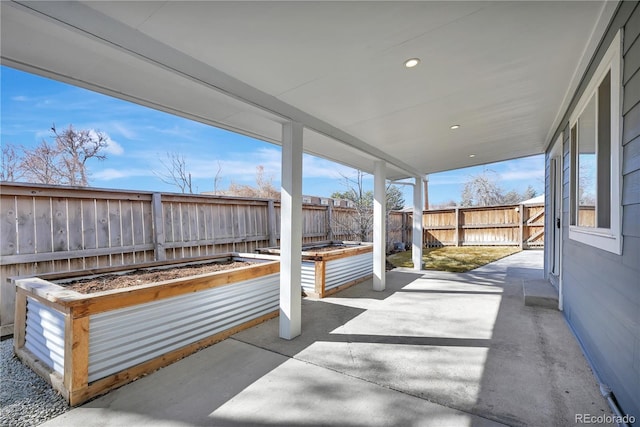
[519,204,525,249]
[152,193,166,261]
[401,212,408,244]
[327,203,334,242]
[454,207,460,247]
[267,199,277,247]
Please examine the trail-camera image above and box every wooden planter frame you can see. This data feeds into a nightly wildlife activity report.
[13,253,279,406]
[257,241,373,298]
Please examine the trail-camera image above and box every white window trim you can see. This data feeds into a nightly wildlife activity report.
[568,29,623,255]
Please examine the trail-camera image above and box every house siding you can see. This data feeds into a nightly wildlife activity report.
[545,1,640,422]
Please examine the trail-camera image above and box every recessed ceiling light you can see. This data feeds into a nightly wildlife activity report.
[469,154,476,158]
[404,58,420,68]
[450,125,460,130]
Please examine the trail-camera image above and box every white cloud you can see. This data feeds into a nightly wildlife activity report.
[103,138,124,156]
[183,149,360,183]
[303,154,358,179]
[178,147,282,183]
[110,122,137,140]
[89,130,124,156]
[11,95,29,102]
[93,168,153,181]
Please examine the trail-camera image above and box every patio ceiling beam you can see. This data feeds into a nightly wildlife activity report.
[279,122,303,340]
[7,0,423,179]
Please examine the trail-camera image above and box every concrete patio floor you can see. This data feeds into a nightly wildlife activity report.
[42,251,612,427]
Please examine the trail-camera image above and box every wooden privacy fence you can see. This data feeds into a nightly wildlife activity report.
[416,204,545,248]
[0,182,389,334]
[0,182,544,335]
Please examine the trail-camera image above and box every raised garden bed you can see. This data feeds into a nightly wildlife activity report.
[12,253,280,406]
[257,241,373,298]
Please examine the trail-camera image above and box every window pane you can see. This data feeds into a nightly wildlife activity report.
[570,125,577,225]
[597,71,611,228]
[577,96,596,227]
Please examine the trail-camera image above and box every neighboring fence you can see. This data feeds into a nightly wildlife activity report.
[417,204,545,248]
[0,182,545,335]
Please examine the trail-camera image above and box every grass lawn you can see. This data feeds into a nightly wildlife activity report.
[387,246,521,273]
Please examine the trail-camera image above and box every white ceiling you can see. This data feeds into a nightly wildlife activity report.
[1,1,615,180]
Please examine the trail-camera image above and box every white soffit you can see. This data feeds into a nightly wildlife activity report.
[1,1,613,179]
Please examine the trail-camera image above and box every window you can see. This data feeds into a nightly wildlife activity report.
[569,30,622,254]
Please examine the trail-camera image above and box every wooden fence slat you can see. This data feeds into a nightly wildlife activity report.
[51,198,68,253]
[95,200,110,249]
[34,197,53,254]
[16,197,35,255]
[67,199,83,253]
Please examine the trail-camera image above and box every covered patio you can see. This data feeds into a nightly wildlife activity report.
[39,251,610,427]
[3,1,638,424]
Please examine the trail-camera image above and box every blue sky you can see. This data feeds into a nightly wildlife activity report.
[1,66,544,206]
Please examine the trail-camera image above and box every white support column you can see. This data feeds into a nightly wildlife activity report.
[279,121,303,340]
[413,177,424,270]
[373,160,386,291]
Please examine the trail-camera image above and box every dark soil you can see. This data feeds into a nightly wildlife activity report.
[61,261,254,294]
[302,245,357,253]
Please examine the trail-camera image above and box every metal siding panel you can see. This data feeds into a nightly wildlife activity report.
[324,252,373,291]
[24,298,65,375]
[87,273,278,382]
[300,261,315,292]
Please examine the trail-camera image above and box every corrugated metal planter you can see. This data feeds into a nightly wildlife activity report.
[257,241,373,298]
[12,253,279,406]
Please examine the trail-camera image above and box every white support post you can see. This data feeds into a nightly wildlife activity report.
[279,121,303,340]
[373,160,386,291]
[412,177,424,270]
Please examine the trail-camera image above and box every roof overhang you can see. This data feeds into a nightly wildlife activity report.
[0,1,617,180]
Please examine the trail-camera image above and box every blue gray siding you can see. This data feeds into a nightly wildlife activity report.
[546,2,640,421]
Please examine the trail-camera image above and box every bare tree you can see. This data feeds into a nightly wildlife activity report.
[19,124,108,186]
[460,170,505,207]
[1,143,23,182]
[51,124,108,186]
[20,140,64,185]
[460,170,540,206]
[331,171,373,241]
[330,171,405,241]
[430,200,458,209]
[225,165,280,199]
[156,152,194,194]
[501,189,522,205]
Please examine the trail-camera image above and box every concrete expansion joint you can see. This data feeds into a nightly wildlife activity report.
[229,337,510,426]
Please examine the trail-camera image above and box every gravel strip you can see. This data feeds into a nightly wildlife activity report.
[1,338,69,427]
